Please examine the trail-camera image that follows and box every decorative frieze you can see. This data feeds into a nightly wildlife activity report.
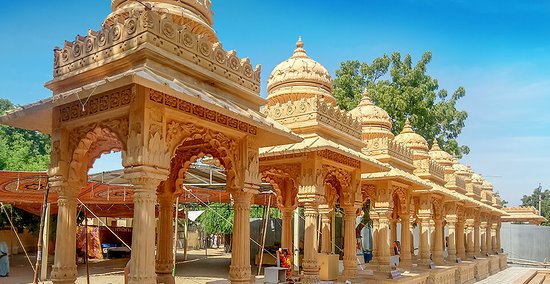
[59,87,134,123]
[149,89,257,135]
[317,149,361,168]
[53,10,260,94]
[262,97,361,139]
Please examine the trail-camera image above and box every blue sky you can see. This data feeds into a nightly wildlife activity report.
[1,1,549,206]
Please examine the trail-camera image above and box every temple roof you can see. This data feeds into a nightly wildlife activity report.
[502,206,547,224]
[266,38,335,106]
[0,67,301,148]
[259,136,389,173]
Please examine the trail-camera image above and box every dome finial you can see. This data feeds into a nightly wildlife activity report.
[293,36,307,58]
[401,117,414,134]
[359,88,373,106]
[431,138,441,151]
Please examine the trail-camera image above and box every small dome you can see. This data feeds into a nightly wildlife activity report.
[350,90,393,140]
[394,118,429,153]
[482,180,493,190]
[429,139,454,167]
[452,162,471,176]
[471,173,483,184]
[267,38,335,106]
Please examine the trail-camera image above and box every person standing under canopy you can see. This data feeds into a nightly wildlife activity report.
[0,241,9,277]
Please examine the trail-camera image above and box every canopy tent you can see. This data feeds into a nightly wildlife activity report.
[0,165,277,218]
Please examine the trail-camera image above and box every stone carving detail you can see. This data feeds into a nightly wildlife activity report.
[54,10,260,94]
[363,138,414,165]
[262,97,361,139]
[59,87,134,123]
[322,165,353,206]
[361,184,376,202]
[68,118,129,185]
[261,164,300,209]
[317,149,361,168]
[260,152,305,162]
[149,89,257,135]
[392,185,408,215]
[167,121,239,190]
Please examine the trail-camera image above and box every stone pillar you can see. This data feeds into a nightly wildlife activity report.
[480,221,487,255]
[474,220,481,257]
[433,218,444,264]
[491,222,498,254]
[343,207,357,278]
[229,191,254,283]
[281,207,294,252]
[465,222,474,258]
[418,215,431,264]
[156,192,175,284]
[51,185,78,284]
[370,211,380,265]
[495,222,501,253]
[485,222,493,254]
[400,215,412,266]
[456,221,466,260]
[377,209,392,271]
[319,204,332,254]
[126,170,166,284]
[302,202,320,282]
[390,218,398,247]
[446,217,457,263]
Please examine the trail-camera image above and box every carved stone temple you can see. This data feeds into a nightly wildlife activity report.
[0,1,509,283]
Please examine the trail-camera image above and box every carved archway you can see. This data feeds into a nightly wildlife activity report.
[260,166,299,209]
[67,118,129,192]
[322,165,353,207]
[392,186,408,217]
[166,121,239,193]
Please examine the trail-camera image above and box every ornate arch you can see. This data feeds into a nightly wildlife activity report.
[260,166,299,209]
[67,118,129,191]
[166,121,239,192]
[322,165,353,207]
[392,185,408,216]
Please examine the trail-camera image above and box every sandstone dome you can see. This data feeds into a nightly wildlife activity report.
[350,90,393,139]
[266,38,335,105]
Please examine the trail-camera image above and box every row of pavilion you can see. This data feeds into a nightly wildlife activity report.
[0,1,511,283]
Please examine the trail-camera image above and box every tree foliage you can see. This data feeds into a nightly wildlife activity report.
[333,51,469,158]
[521,185,550,226]
[0,98,51,234]
[196,202,280,234]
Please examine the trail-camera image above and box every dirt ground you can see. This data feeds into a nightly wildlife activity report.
[1,248,234,284]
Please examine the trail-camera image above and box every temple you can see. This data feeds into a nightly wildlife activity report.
[0,1,508,283]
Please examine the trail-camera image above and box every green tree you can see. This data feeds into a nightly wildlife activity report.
[333,51,469,158]
[521,185,550,226]
[197,203,279,234]
[0,98,51,234]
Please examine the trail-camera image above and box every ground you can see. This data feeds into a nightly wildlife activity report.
[3,248,231,284]
[1,250,546,284]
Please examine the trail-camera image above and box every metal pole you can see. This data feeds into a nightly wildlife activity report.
[33,180,50,283]
[293,207,300,273]
[183,204,189,260]
[85,208,90,284]
[173,196,179,277]
[257,195,272,276]
[539,183,543,217]
[40,203,51,280]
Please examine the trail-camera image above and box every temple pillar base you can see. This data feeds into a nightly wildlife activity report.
[51,266,78,284]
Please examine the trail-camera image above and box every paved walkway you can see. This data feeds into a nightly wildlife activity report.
[476,266,538,284]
